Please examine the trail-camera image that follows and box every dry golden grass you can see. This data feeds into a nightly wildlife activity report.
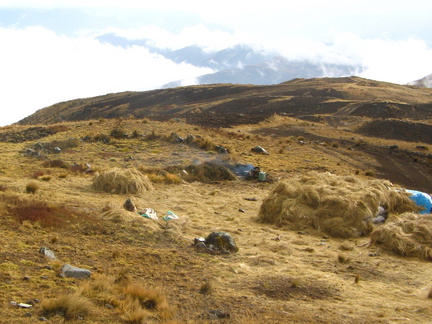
[1,116,432,323]
[92,167,153,194]
[371,213,432,260]
[257,171,419,238]
[40,293,94,320]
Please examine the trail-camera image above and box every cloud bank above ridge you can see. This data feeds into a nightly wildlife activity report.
[1,1,432,126]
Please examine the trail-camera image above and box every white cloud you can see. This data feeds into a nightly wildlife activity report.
[1,2,432,126]
[107,25,432,85]
[330,33,432,84]
[104,24,243,52]
[0,26,213,126]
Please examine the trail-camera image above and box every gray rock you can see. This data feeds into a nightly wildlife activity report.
[61,264,91,279]
[205,231,239,253]
[251,146,269,155]
[208,309,230,319]
[123,198,137,212]
[53,147,61,154]
[39,247,56,259]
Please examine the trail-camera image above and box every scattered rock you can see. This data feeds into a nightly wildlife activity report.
[216,145,229,154]
[17,303,32,308]
[53,146,61,154]
[61,264,91,279]
[251,146,269,154]
[239,208,245,213]
[39,247,56,260]
[193,231,239,254]
[123,198,137,213]
[208,309,230,319]
[244,197,257,201]
[185,134,195,143]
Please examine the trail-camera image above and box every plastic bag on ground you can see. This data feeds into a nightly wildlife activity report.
[139,208,158,220]
[163,211,179,221]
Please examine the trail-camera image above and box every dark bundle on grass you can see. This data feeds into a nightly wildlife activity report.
[371,213,432,260]
[257,172,419,238]
[184,161,237,183]
[92,168,153,194]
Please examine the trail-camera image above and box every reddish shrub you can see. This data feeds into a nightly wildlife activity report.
[12,200,66,227]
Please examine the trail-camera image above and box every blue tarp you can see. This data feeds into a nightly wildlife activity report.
[406,190,432,214]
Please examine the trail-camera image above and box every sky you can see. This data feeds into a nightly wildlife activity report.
[1,0,432,126]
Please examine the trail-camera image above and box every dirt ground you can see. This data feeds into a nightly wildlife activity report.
[0,118,432,323]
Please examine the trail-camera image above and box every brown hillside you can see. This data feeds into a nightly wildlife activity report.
[18,77,432,129]
[1,77,432,323]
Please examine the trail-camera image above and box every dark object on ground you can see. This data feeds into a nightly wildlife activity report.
[123,198,137,212]
[193,231,239,254]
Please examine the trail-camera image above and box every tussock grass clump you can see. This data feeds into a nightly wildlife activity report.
[25,181,39,194]
[41,293,94,320]
[41,274,174,322]
[121,284,174,321]
[257,172,418,238]
[92,168,153,194]
[370,213,432,260]
[110,127,127,139]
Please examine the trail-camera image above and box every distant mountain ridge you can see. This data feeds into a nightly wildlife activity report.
[408,73,432,88]
[18,77,432,138]
[97,33,364,86]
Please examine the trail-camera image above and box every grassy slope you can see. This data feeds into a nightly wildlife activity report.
[1,117,432,323]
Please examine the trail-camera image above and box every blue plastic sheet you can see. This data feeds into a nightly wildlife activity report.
[406,190,432,214]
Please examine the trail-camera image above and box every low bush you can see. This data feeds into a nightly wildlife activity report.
[110,127,127,139]
[43,159,68,169]
[25,181,39,194]
[12,199,64,227]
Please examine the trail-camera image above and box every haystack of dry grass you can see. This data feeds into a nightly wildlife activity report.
[371,213,432,260]
[92,168,153,195]
[101,208,144,224]
[257,172,419,238]
[184,160,237,183]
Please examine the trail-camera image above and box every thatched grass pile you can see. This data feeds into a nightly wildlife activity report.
[101,208,144,224]
[184,161,237,183]
[371,213,432,260]
[92,168,153,194]
[257,172,419,238]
